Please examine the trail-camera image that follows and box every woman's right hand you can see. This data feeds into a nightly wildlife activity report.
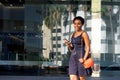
[64,39,71,46]
[64,38,73,50]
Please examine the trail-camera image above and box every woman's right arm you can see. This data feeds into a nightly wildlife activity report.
[64,34,74,50]
[64,40,73,50]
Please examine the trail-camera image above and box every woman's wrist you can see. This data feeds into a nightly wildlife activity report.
[67,43,71,46]
[83,58,86,61]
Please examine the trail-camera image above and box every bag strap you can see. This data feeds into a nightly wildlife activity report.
[80,31,85,58]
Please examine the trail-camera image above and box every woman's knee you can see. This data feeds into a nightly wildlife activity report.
[79,75,85,80]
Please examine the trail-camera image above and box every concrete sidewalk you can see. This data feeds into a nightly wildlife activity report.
[0,76,119,80]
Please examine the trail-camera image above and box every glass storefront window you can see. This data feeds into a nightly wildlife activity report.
[0,0,120,77]
[99,0,120,77]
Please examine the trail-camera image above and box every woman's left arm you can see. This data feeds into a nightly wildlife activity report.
[82,31,90,61]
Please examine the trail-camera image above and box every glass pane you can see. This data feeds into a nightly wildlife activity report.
[0,0,120,79]
[101,1,120,76]
[0,0,95,76]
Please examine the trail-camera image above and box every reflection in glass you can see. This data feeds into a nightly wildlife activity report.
[0,0,120,76]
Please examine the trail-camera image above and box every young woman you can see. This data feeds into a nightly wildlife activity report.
[64,16,90,80]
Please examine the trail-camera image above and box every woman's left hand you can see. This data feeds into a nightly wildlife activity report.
[79,58,84,63]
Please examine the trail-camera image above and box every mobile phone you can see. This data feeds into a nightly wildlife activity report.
[63,38,69,42]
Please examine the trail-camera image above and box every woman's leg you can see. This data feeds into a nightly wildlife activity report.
[70,74,78,80]
[79,75,86,80]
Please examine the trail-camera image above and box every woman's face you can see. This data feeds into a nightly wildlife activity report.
[73,19,83,31]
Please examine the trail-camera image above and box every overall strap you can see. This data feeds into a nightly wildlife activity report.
[80,31,85,58]
[71,32,75,38]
